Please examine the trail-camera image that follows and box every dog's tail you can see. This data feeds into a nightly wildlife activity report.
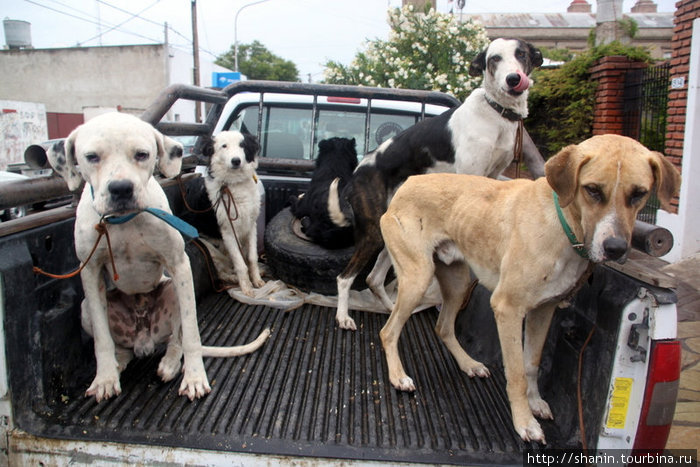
[201,328,271,357]
[327,178,353,227]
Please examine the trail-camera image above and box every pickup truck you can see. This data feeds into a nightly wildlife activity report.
[0,81,682,465]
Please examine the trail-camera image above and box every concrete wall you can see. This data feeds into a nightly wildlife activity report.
[0,43,234,129]
[0,44,169,115]
[657,14,700,262]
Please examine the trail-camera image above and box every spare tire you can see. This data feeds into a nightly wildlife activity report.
[264,207,371,295]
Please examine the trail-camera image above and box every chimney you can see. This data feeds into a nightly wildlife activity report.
[630,0,657,13]
[596,0,624,45]
[567,0,592,13]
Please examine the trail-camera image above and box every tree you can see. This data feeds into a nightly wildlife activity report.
[323,5,489,100]
[216,40,299,82]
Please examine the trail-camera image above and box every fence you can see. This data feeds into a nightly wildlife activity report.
[622,62,671,223]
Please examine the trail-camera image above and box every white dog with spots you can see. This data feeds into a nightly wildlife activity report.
[48,112,270,402]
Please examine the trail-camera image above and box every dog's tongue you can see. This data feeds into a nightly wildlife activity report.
[513,71,530,93]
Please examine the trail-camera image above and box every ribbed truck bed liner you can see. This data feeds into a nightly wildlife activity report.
[35,293,528,465]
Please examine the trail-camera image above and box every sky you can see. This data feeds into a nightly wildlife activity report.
[3,0,678,82]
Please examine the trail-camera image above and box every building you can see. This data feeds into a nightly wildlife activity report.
[468,0,673,59]
[0,40,233,141]
[403,0,673,59]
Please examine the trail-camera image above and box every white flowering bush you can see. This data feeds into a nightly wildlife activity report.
[323,5,489,100]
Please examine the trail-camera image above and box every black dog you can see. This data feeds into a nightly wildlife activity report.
[291,137,358,249]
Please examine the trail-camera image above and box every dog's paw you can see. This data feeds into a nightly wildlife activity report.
[239,279,255,297]
[529,397,554,420]
[252,277,265,289]
[464,361,491,378]
[178,367,211,400]
[515,417,546,444]
[86,371,122,402]
[133,336,155,359]
[336,315,357,331]
[157,354,183,382]
[391,376,416,392]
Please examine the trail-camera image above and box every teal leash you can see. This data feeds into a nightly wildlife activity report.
[92,183,198,241]
[103,207,199,242]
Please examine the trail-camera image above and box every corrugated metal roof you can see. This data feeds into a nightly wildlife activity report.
[468,12,673,29]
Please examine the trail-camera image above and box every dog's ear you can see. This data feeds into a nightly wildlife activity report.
[345,137,358,155]
[318,138,332,154]
[47,130,83,191]
[545,144,590,207]
[200,134,215,159]
[241,132,260,163]
[648,151,681,211]
[527,42,543,70]
[469,50,487,77]
[347,138,359,169]
[155,130,184,179]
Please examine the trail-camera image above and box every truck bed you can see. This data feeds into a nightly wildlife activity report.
[2,178,652,464]
[19,290,530,465]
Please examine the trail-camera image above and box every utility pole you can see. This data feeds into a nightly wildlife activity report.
[191,0,202,122]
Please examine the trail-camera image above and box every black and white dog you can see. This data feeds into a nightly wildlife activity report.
[290,137,358,249]
[330,38,544,330]
[203,131,265,297]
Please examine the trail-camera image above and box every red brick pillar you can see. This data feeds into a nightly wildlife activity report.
[589,55,648,135]
[665,0,700,177]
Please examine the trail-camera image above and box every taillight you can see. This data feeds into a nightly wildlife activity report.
[632,340,681,450]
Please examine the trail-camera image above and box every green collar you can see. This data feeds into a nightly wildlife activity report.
[553,191,588,259]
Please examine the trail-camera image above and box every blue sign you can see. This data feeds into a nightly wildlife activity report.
[212,72,243,88]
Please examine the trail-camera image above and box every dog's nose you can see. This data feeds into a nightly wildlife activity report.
[230,157,241,168]
[603,237,628,261]
[506,73,522,88]
[108,180,134,202]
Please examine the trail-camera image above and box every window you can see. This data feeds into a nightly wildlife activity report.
[232,106,312,159]
[228,103,424,160]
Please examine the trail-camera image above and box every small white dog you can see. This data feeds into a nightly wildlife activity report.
[203,131,265,297]
[47,113,269,402]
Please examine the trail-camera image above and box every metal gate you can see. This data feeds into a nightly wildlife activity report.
[622,62,671,224]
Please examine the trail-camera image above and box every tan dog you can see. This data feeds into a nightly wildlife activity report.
[379,134,681,443]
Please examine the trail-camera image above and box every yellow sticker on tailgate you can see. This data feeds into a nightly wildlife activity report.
[606,377,633,429]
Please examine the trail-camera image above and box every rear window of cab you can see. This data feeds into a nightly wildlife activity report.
[224,103,438,160]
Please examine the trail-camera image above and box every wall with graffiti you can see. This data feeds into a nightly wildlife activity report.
[0,100,48,171]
